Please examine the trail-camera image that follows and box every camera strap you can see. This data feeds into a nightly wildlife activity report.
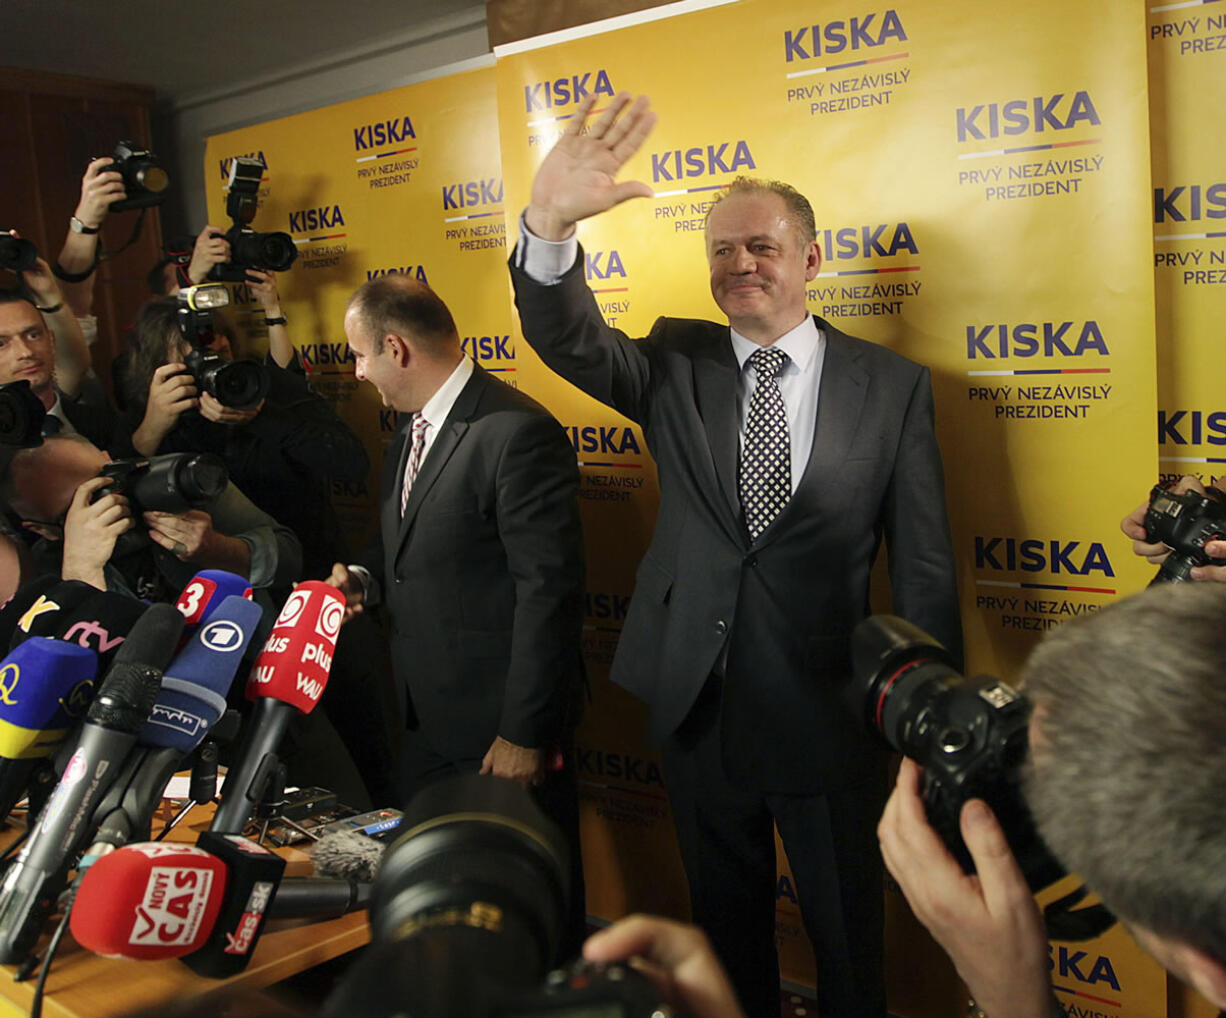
[1042,882,1115,941]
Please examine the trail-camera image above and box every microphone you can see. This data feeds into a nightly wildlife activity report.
[0,578,95,651]
[211,583,344,834]
[0,639,99,823]
[0,602,183,964]
[174,570,253,645]
[69,837,369,968]
[83,596,264,861]
[45,588,149,674]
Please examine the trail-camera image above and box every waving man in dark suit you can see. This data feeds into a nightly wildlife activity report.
[509,94,961,1018]
[328,274,586,950]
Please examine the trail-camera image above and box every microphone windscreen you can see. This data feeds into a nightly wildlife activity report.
[245,582,344,714]
[175,570,253,628]
[111,603,185,674]
[49,589,147,674]
[310,830,386,883]
[140,596,264,754]
[0,639,98,759]
[70,843,228,959]
[3,579,95,651]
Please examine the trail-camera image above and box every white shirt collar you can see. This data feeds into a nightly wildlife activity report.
[418,356,474,428]
[729,314,824,374]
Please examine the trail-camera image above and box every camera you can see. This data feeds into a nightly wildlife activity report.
[177,284,269,409]
[99,453,228,515]
[0,234,38,273]
[847,615,1113,940]
[325,774,668,1018]
[105,141,169,213]
[1143,482,1226,584]
[0,380,47,447]
[208,157,297,283]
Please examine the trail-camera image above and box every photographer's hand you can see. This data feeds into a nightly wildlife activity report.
[583,915,746,1018]
[186,225,231,285]
[878,759,1055,1018]
[1120,474,1226,580]
[133,363,198,456]
[61,476,133,591]
[144,509,251,577]
[198,391,263,425]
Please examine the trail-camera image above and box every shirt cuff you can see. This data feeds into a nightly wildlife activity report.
[347,564,380,607]
[514,211,578,284]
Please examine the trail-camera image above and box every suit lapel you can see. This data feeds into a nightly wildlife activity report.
[692,332,744,537]
[395,366,481,554]
[756,323,868,548]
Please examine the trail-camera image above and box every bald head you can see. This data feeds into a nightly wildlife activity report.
[345,275,460,359]
[4,436,108,523]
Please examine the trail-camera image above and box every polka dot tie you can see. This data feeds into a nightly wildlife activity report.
[739,347,791,541]
[400,413,429,516]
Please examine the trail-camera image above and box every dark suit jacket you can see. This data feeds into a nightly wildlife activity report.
[359,363,584,763]
[511,253,961,795]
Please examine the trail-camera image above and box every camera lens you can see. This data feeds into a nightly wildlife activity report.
[0,381,46,447]
[207,360,269,409]
[324,775,569,1018]
[0,235,38,273]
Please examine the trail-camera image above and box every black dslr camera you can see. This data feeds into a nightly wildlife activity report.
[847,615,1113,941]
[208,157,297,283]
[105,141,169,212]
[0,380,47,447]
[177,284,269,409]
[325,774,669,1018]
[0,234,37,273]
[99,453,228,515]
[97,452,228,558]
[1143,482,1226,584]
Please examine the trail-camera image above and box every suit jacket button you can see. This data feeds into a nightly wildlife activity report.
[745,555,758,568]
[715,620,727,635]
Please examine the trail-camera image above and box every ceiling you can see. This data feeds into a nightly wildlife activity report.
[0,0,486,107]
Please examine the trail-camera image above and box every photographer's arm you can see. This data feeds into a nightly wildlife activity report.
[56,158,125,316]
[18,249,90,397]
[878,759,1060,1018]
[245,270,294,368]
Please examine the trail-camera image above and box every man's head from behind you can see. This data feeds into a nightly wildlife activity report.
[343,275,461,413]
[1023,582,1226,1005]
[1,434,109,537]
[0,290,55,407]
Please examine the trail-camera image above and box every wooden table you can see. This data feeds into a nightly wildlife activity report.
[0,799,371,1018]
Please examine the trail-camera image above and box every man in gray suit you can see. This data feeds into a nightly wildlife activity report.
[509,94,961,1018]
[328,274,586,951]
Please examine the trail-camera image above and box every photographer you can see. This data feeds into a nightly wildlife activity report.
[1120,474,1226,582]
[878,582,1226,1016]
[0,287,121,450]
[123,291,368,581]
[1,433,300,599]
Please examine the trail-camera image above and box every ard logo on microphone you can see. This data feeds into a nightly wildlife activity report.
[199,620,246,653]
